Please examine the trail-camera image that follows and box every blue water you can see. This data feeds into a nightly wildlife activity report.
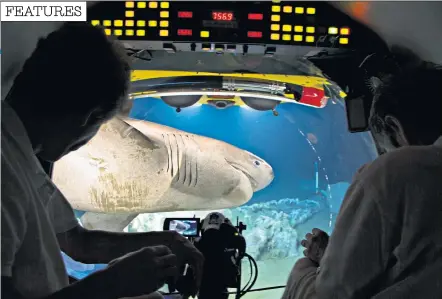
[62,97,377,296]
[129,98,376,203]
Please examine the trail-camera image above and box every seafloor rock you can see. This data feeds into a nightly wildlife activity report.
[228,198,323,260]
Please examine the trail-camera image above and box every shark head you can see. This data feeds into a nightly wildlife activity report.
[226,149,274,192]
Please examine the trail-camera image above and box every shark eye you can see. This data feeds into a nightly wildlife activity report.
[254,160,261,167]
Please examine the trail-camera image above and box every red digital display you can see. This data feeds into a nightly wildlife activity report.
[178,11,193,18]
[248,31,262,38]
[177,29,193,36]
[212,11,234,21]
[248,13,263,20]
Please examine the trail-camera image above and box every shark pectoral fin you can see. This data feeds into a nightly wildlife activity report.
[80,212,138,232]
[117,117,166,151]
[223,174,254,207]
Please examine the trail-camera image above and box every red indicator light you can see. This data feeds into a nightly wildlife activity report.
[178,11,193,18]
[248,31,262,38]
[177,29,193,36]
[248,13,263,20]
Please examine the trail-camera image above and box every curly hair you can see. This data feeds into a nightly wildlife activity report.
[6,22,131,119]
[369,61,442,146]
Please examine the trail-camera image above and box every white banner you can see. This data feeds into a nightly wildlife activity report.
[1,2,87,22]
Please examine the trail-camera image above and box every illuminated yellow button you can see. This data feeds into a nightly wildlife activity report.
[114,20,122,27]
[160,11,169,18]
[339,37,349,45]
[91,20,100,26]
[160,20,169,27]
[271,15,280,22]
[272,6,281,12]
[340,27,350,35]
[125,1,134,8]
[160,2,169,8]
[114,29,123,36]
[306,26,315,33]
[272,0,280,2]
[201,31,210,38]
[160,30,169,37]
[294,35,303,42]
[283,34,291,41]
[271,33,280,40]
[103,20,111,26]
[125,10,134,17]
[126,29,134,36]
[306,36,315,43]
[271,24,280,31]
[328,27,338,34]
[282,25,291,32]
[148,20,157,27]
[306,7,316,14]
[125,20,134,27]
[294,25,303,32]
[295,7,304,14]
[136,29,146,36]
[283,6,292,13]
[137,20,146,27]
[149,2,158,8]
[137,2,146,8]
[104,29,111,36]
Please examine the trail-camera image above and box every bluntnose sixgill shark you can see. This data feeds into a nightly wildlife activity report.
[52,117,274,231]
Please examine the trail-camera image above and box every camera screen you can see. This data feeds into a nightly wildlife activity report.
[168,219,199,237]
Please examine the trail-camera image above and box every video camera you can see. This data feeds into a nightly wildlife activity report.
[163,213,258,299]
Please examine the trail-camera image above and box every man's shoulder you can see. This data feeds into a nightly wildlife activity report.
[348,145,440,204]
[386,143,441,161]
[1,105,49,208]
[2,101,35,159]
[1,120,28,181]
[355,144,442,212]
[366,144,441,179]
[2,124,37,180]
[1,132,33,213]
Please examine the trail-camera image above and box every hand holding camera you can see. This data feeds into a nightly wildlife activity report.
[163,231,204,298]
[105,245,178,298]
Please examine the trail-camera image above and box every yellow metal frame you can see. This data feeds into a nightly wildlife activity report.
[130,70,347,107]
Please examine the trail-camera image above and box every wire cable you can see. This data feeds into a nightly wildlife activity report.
[237,253,258,298]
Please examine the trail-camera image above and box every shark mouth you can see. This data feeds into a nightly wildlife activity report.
[228,161,259,190]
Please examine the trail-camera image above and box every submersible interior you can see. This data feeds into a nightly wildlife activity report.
[51,2,387,298]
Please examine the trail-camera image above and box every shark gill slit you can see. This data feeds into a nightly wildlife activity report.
[166,134,174,177]
[162,134,170,174]
[185,135,194,187]
[186,136,193,187]
[189,135,198,188]
[170,135,175,178]
[173,133,180,183]
[181,134,196,187]
[179,134,188,186]
[172,134,180,183]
